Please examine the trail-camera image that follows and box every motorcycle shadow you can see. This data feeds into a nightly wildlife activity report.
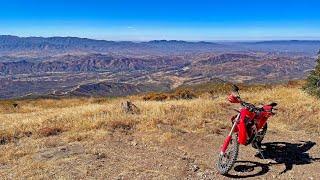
[226,141,319,178]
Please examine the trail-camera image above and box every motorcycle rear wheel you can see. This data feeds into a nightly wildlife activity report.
[217,133,239,175]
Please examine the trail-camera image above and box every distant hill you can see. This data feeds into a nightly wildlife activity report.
[67,82,170,97]
[1,35,320,56]
[0,35,227,56]
[237,40,320,55]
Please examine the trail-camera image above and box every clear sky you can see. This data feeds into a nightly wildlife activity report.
[0,0,320,41]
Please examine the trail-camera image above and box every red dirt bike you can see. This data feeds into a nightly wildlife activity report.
[217,85,277,175]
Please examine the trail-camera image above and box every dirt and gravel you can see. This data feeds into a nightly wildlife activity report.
[0,127,319,179]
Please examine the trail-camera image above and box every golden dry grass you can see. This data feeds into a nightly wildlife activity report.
[0,84,320,178]
[0,83,319,144]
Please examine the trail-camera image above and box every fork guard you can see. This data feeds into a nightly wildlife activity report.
[220,135,232,154]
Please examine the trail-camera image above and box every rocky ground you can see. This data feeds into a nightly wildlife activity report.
[0,128,319,179]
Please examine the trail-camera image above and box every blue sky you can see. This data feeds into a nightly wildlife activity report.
[0,0,320,41]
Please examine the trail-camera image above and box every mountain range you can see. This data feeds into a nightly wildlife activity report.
[1,35,320,56]
[0,35,319,99]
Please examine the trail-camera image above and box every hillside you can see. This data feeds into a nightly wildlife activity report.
[0,82,319,179]
[0,52,316,99]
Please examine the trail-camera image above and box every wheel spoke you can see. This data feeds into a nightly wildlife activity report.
[217,133,239,175]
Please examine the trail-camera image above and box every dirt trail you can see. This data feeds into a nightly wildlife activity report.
[0,129,319,179]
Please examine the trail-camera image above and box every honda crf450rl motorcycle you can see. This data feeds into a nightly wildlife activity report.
[217,85,277,175]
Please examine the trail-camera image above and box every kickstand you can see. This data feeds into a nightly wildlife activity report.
[257,147,265,159]
[255,145,273,164]
[253,141,265,159]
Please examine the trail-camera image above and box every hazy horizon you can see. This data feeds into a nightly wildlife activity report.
[2,34,320,42]
[1,0,320,41]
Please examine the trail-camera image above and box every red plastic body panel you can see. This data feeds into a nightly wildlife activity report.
[220,135,232,153]
[254,105,274,129]
[256,116,267,130]
[237,108,255,145]
[263,105,273,112]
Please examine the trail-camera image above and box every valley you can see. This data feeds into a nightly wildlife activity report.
[0,36,318,99]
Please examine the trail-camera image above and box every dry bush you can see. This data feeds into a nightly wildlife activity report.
[142,89,196,101]
[285,80,306,88]
[0,101,20,113]
[39,127,63,137]
[169,89,197,100]
[176,82,231,95]
[143,92,168,101]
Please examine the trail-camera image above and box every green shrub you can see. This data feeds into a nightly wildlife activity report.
[304,50,320,98]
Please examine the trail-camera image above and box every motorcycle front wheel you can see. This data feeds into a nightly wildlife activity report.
[217,133,239,175]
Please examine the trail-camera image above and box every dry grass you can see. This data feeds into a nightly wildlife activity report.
[0,83,319,144]
[0,83,320,178]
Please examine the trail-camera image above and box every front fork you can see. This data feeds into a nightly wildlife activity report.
[220,113,240,155]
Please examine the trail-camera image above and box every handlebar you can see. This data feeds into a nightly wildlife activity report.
[231,85,277,115]
[240,101,261,113]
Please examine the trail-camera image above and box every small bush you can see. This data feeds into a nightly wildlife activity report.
[304,50,320,98]
[142,93,168,101]
[170,89,197,100]
[142,90,196,101]
[39,127,62,137]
